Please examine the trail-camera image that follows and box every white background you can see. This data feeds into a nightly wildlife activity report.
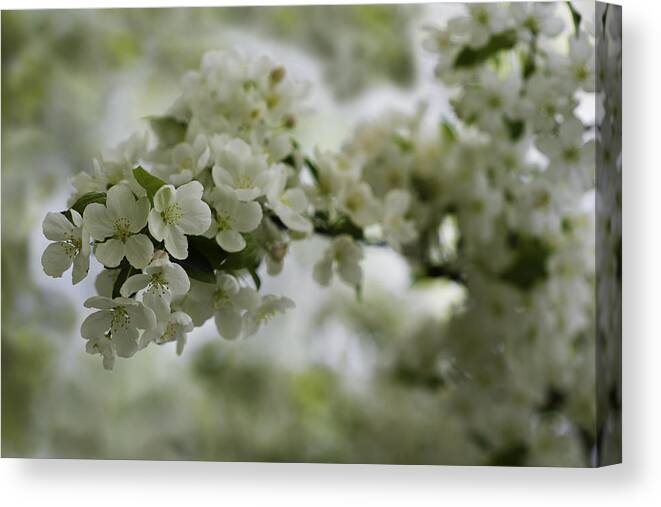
[1,0,658,505]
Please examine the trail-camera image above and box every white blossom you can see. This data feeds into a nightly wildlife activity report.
[81,296,157,367]
[139,310,194,355]
[212,137,272,201]
[241,294,295,338]
[120,251,190,320]
[266,164,312,233]
[382,189,418,250]
[148,181,212,259]
[313,235,363,288]
[41,209,90,284]
[84,184,154,269]
[208,185,263,252]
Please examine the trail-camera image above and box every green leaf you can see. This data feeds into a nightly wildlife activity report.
[133,166,166,202]
[487,442,529,467]
[221,234,263,271]
[188,236,228,268]
[148,115,187,147]
[112,261,136,299]
[500,233,550,290]
[453,30,518,69]
[172,236,229,284]
[70,191,106,216]
[504,117,525,141]
[566,1,582,37]
[304,157,320,183]
[248,268,261,290]
[441,121,457,143]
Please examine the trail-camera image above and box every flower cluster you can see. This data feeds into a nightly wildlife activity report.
[44,50,311,369]
[40,2,608,468]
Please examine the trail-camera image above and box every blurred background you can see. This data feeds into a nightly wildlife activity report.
[1,4,476,463]
[2,4,591,465]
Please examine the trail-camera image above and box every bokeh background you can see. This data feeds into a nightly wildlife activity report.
[2,3,602,465]
[1,4,475,462]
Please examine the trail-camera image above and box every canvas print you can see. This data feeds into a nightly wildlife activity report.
[1,1,621,466]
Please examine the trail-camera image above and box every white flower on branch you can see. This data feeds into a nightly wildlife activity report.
[212,137,272,202]
[382,189,418,250]
[81,296,157,368]
[84,184,153,269]
[266,164,312,233]
[313,235,364,289]
[41,209,90,284]
[209,185,263,253]
[120,251,190,321]
[139,310,194,355]
[148,181,212,260]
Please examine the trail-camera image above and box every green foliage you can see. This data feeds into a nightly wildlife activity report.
[487,441,529,466]
[505,117,525,141]
[441,120,457,143]
[133,166,166,202]
[112,261,137,298]
[70,191,107,216]
[566,1,582,37]
[500,233,551,290]
[453,30,519,69]
[173,236,226,284]
[148,115,188,148]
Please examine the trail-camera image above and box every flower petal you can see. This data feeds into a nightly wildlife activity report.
[113,326,139,358]
[234,187,261,202]
[337,261,362,287]
[313,256,333,286]
[214,308,243,340]
[143,292,171,322]
[43,212,75,242]
[153,185,176,212]
[212,165,233,188]
[126,303,157,330]
[164,263,190,296]
[178,199,211,235]
[282,188,308,213]
[120,273,150,297]
[234,201,263,232]
[81,310,113,339]
[95,269,120,298]
[176,180,204,201]
[216,230,246,252]
[72,251,90,285]
[106,184,137,217]
[164,228,189,259]
[84,296,117,309]
[128,196,151,232]
[148,210,167,241]
[95,238,126,268]
[83,204,114,241]
[273,202,312,233]
[385,190,410,217]
[125,234,154,269]
[41,242,74,278]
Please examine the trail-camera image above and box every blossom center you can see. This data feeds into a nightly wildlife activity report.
[575,65,589,82]
[113,217,132,241]
[111,306,131,330]
[159,321,178,343]
[62,238,82,258]
[213,289,230,310]
[162,203,183,225]
[148,272,169,296]
[235,174,253,189]
[562,146,580,163]
[216,211,234,231]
